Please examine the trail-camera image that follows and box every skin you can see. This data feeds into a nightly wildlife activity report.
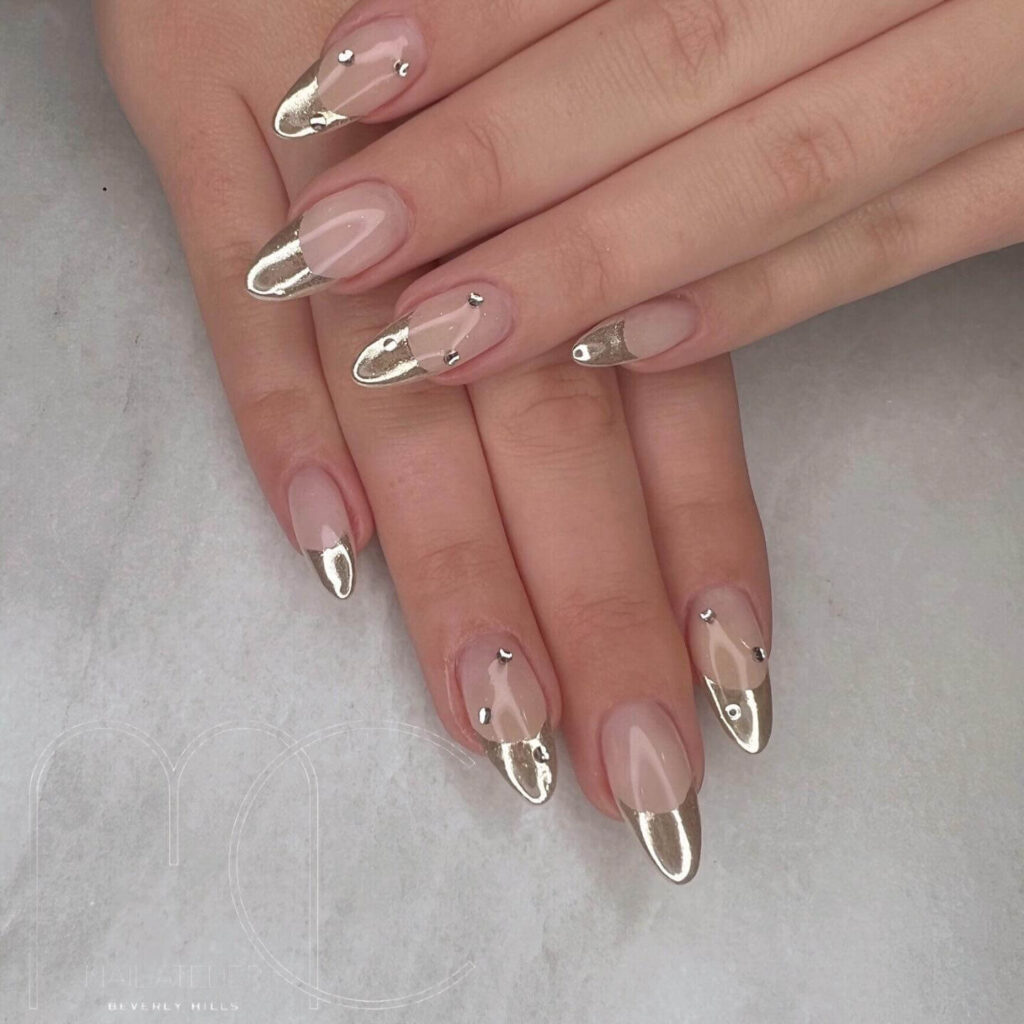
[275,0,1024,382]
[93,0,770,825]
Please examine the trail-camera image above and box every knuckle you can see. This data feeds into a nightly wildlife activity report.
[554,587,665,647]
[551,220,621,311]
[407,536,510,602]
[441,113,512,212]
[486,364,621,462]
[631,0,734,99]
[233,384,318,442]
[749,104,859,212]
[852,192,920,271]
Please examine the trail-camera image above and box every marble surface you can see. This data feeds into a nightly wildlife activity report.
[2,4,1023,1022]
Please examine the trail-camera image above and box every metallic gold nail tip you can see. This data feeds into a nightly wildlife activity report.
[571,320,636,367]
[480,722,557,805]
[702,672,773,754]
[617,788,701,885]
[273,60,353,139]
[351,317,428,387]
[246,218,332,301]
[304,536,356,600]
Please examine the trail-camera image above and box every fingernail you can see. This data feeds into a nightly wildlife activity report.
[457,635,556,804]
[274,17,426,138]
[601,701,700,884]
[572,296,698,367]
[688,586,773,754]
[353,284,513,387]
[247,182,409,301]
[287,467,356,600]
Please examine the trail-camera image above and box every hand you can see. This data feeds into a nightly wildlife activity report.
[248,0,1024,382]
[96,0,774,884]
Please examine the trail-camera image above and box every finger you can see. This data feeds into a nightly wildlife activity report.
[585,130,1024,371]
[270,0,602,139]
[352,0,1024,386]
[268,0,936,297]
[620,358,773,754]
[307,286,564,804]
[468,360,704,884]
[105,59,375,599]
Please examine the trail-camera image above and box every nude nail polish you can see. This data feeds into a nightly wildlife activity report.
[287,467,355,600]
[457,635,555,804]
[247,182,409,301]
[688,586,772,754]
[274,17,426,138]
[572,296,698,367]
[352,284,514,387]
[601,701,700,884]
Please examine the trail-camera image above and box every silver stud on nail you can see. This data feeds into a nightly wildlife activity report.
[479,706,492,726]
[700,608,716,624]
[725,704,742,721]
[467,292,484,307]
[497,648,513,664]
[443,350,461,367]
[752,646,767,663]
[308,113,330,130]
[533,746,550,763]
[338,49,355,64]
[382,336,400,353]
[394,59,410,77]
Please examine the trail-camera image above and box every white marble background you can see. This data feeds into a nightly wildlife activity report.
[2,3,1023,1022]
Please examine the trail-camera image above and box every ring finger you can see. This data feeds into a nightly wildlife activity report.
[468,357,706,883]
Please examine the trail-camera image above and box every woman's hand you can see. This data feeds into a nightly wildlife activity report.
[249,0,1024,382]
[95,0,774,884]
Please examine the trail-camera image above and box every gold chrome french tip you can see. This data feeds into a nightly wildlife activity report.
[689,589,774,755]
[273,61,352,139]
[352,317,427,387]
[246,217,330,301]
[305,537,356,600]
[572,319,634,366]
[702,670,773,754]
[617,789,701,885]
[287,467,357,601]
[481,723,557,805]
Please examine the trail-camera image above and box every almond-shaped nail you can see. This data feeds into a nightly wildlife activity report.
[247,182,409,301]
[572,296,698,367]
[353,285,513,387]
[458,636,555,804]
[287,467,355,600]
[689,586,772,754]
[274,17,426,138]
[602,701,700,884]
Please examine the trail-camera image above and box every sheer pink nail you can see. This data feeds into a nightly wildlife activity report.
[689,585,773,753]
[602,701,700,884]
[352,284,514,387]
[247,182,409,300]
[573,296,699,367]
[457,635,555,804]
[275,17,426,138]
[287,467,355,600]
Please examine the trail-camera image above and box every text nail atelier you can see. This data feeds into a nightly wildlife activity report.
[106,1002,240,1012]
